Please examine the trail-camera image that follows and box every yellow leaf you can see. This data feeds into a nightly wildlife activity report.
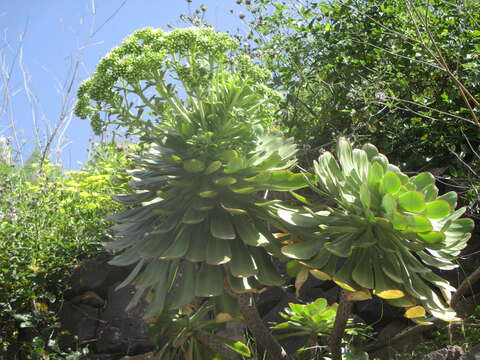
[334,280,357,292]
[309,269,332,281]
[295,266,309,297]
[345,289,372,302]
[375,289,405,299]
[405,305,426,319]
[215,312,233,322]
[34,302,49,314]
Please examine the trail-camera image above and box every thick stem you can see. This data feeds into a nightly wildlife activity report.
[330,289,353,360]
[451,267,480,309]
[195,331,241,360]
[231,291,292,360]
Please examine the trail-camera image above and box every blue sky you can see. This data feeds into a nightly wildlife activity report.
[0,0,247,168]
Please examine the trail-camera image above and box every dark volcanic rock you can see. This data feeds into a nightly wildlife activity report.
[354,296,403,329]
[421,345,464,360]
[256,287,286,318]
[60,258,153,358]
[96,282,151,355]
[297,274,330,302]
[71,290,105,308]
[69,259,131,297]
[119,353,154,360]
[58,301,99,350]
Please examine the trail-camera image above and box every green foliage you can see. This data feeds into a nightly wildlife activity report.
[0,143,133,358]
[279,139,474,322]
[241,0,480,186]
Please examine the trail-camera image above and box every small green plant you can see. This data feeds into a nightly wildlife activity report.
[271,298,371,359]
[273,298,337,338]
[272,298,337,358]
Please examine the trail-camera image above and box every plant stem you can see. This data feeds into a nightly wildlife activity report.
[451,267,480,309]
[231,291,292,360]
[330,289,353,360]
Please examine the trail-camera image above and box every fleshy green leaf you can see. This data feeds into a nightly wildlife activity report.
[382,194,397,214]
[225,341,252,357]
[398,191,426,212]
[337,137,354,175]
[198,190,217,198]
[359,184,371,208]
[229,240,258,277]
[233,215,269,246]
[245,171,312,191]
[210,210,236,240]
[418,231,446,244]
[195,263,224,297]
[218,150,238,162]
[277,209,318,227]
[206,237,232,265]
[412,172,435,191]
[437,192,457,209]
[423,200,451,219]
[204,160,222,175]
[381,171,401,194]
[446,218,475,234]
[367,162,384,187]
[281,241,319,260]
[184,159,205,173]
[213,176,237,186]
[362,143,379,160]
[406,215,433,232]
[224,156,246,174]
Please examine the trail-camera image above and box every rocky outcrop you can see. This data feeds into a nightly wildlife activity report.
[59,259,152,359]
[421,345,464,360]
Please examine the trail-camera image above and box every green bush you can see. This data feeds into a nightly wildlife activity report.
[240,0,480,186]
[0,143,133,358]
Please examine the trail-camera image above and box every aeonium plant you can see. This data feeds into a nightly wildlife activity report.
[280,138,474,322]
[74,27,311,320]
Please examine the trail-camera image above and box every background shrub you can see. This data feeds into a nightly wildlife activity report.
[0,142,134,358]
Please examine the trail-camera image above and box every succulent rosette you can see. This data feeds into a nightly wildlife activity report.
[280,138,474,321]
[107,129,309,318]
[78,27,313,318]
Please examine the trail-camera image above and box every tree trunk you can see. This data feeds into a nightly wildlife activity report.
[330,289,353,360]
[231,291,292,360]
